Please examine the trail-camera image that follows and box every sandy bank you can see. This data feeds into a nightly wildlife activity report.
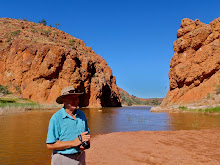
[86,129,220,165]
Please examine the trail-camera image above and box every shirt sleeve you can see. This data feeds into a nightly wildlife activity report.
[46,117,59,144]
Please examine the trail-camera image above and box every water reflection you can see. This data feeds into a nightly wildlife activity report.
[168,113,220,130]
[0,106,220,164]
[82,106,170,135]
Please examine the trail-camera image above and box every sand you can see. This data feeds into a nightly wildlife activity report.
[86,129,220,165]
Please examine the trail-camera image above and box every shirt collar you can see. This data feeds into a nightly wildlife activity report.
[61,107,79,119]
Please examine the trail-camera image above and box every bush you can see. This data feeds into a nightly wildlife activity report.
[204,106,220,113]
[151,98,159,105]
[179,106,188,110]
[39,19,47,26]
[207,93,211,99]
[41,29,51,36]
[144,100,149,105]
[11,30,21,37]
[69,39,75,46]
[127,99,132,106]
[0,85,11,95]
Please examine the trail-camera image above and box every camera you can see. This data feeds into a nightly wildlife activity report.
[78,134,90,149]
[81,140,90,149]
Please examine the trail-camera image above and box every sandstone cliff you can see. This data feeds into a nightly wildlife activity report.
[0,18,121,107]
[161,16,220,108]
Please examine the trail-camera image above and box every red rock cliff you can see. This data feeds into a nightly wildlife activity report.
[161,16,220,107]
[0,18,121,107]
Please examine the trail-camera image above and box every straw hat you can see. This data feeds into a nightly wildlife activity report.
[56,86,83,104]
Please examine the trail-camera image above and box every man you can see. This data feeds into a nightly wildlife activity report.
[46,86,90,165]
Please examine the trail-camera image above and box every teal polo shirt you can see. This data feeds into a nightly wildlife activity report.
[46,108,89,154]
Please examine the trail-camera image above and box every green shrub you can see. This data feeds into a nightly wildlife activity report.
[69,39,75,46]
[0,85,12,95]
[151,98,160,105]
[11,30,21,37]
[207,93,211,99]
[144,100,149,105]
[204,107,220,113]
[127,99,132,106]
[39,19,47,26]
[179,106,188,110]
[41,29,51,36]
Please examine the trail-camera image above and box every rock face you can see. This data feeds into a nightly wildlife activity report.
[0,18,121,107]
[161,16,220,107]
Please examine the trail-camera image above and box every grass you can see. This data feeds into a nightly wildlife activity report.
[179,106,188,110]
[179,106,220,113]
[204,107,220,113]
[11,30,21,36]
[0,97,42,109]
[0,102,42,108]
[0,96,60,111]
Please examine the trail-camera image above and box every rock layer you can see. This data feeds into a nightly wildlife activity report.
[161,16,220,107]
[0,18,121,107]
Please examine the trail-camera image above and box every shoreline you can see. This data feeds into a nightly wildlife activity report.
[86,129,220,164]
[151,105,220,114]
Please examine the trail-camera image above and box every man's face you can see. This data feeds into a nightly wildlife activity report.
[62,95,79,110]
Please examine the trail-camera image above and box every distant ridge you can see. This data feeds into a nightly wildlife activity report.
[118,87,163,106]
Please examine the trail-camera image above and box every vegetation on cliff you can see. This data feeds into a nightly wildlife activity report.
[119,88,162,106]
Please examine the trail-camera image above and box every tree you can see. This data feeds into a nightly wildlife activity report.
[14,86,22,99]
[151,98,159,105]
[39,19,47,26]
[127,98,133,106]
[55,22,60,29]
[144,100,149,105]
[0,85,11,99]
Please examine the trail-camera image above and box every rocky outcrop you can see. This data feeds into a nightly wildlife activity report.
[0,18,121,107]
[161,16,220,107]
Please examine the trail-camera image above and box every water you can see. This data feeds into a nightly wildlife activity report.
[0,106,220,164]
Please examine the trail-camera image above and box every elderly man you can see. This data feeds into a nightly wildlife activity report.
[46,86,90,165]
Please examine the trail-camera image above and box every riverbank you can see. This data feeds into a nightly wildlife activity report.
[151,104,220,115]
[86,129,220,165]
[0,103,61,115]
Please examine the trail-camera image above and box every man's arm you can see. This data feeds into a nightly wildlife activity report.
[46,139,81,150]
[46,132,90,150]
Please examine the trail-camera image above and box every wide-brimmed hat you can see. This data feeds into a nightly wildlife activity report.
[56,86,83,104]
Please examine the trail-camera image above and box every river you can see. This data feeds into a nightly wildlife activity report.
[0,106,220,164]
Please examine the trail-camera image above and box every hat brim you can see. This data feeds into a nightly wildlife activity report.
[56,93,83,104]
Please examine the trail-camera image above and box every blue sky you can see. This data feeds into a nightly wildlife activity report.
[1,0,219,98]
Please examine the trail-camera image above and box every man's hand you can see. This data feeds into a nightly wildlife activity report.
[80,131,90,142]
[78,131,90,150]
[79,145,86,150]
